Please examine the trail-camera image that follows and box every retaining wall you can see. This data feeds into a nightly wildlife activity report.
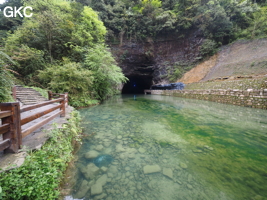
[144,89,267,109]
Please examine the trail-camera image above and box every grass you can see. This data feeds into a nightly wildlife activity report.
[185,77,267,90]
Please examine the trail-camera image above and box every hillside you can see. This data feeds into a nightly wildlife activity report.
[179,39,267,86]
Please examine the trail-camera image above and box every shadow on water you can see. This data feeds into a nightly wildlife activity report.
[64,95,267,200]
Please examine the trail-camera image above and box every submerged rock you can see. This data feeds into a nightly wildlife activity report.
[116,144,125,152]
[73,180,90,199]
[193,149,203,153]
[96,174,108,186]
[143,165,161,174]
[138,147,146,153]
[91,183,102,195]
[180,162,188,169]
[94,193,107,200]
[163,168,173,179]
[80,163,100,180]
[84,150,99,159]
[93,154,114,167]
[95,145,104,151]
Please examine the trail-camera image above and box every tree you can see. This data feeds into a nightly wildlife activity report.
[84,44,128,100]
[4,0,127,105]
[0,51,16,102]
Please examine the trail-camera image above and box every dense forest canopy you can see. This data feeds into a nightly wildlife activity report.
[0,0,127,106]
[77,0,267,45]
[0,0,267,105]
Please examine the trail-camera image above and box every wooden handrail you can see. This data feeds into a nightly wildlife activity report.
[20,98,63,113]
[0,102,21,153]
[21,104,62,126]
[0,139,11,152]
[0,90,68,153]
[12,86,16,100]
[0,124,10,135]
[22,110,63,138]
[0,111,12,119]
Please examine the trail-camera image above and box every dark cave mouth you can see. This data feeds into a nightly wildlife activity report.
[122,75,153,94]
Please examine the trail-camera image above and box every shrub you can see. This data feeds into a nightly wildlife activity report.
[0,110,82,200]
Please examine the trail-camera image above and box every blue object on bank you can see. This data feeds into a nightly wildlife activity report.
[150,82,185,90]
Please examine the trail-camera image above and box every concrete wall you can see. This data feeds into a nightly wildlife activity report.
[144,89,267,109]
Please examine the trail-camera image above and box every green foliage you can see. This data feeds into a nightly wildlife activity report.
[239,6,267,39]
[0,51,15,103]
[195,0,233,43]
[0,0,23,33]
[3,0,126,106]
[0,110,82,200]
[84,44,128,100]
[82,0,264,46]
[199,39,217,57]
[38,62,94,107]
[26,86,48,99]
[71,6,106,47]
[167,63,183,82]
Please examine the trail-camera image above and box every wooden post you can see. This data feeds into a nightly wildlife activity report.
[12,86,16,100]
[65,93,68,108]
[0,102,21,153]
[48,91,52,100]
[59,94,66,117]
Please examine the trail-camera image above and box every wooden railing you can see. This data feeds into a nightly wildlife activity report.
[0,92,68,153]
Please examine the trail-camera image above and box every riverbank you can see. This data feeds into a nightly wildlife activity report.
[145,88,267,109]
[0,109,82,199]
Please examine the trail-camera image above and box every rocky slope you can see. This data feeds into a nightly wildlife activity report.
[179,39,267,84]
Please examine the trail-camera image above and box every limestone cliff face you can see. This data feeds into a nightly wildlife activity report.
[109,30,203,85]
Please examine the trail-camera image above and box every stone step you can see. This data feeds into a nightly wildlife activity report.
[15,86,48,106]
[16,91,40,94]
[16,94,44,97]
[16,89,38,92]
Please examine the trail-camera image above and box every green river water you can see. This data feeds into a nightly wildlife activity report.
[64,95,267,200]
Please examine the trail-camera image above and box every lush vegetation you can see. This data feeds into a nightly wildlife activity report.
[0,110,82,200]
[0,0,127,106]
[1,0,267,102]
[0,51,16,102]
[79,0,267,44]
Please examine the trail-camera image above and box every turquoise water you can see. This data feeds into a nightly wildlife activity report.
[64,95,267,200]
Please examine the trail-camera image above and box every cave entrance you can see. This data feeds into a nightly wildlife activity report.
[122,75,153,94]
